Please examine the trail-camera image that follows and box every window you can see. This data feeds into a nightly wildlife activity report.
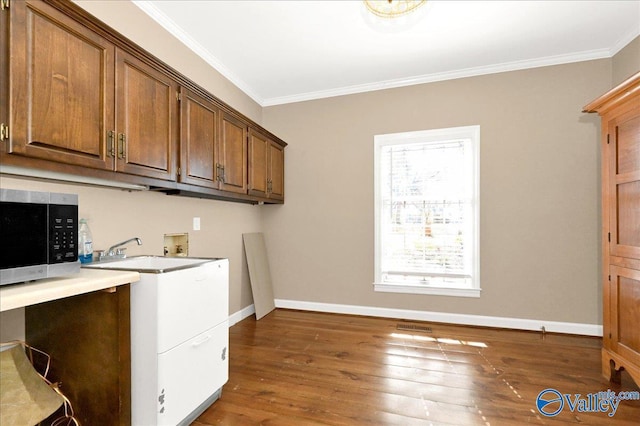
[374,125,480,297]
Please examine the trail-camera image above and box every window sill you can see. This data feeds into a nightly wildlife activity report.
[373,283,481,298]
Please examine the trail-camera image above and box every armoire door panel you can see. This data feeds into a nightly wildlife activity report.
[611,267,640,367]
[9,0,114,169]
[616,181,640,248]
[609,109,640,261]
[616,115,640,175]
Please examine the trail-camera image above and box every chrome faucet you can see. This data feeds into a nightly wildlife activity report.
[100,237,143,260]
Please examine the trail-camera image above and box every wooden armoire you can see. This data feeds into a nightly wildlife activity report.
[584,71,640,386]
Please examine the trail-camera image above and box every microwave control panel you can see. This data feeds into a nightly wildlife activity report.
[49,204,78,263]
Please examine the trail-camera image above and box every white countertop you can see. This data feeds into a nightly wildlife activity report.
[0,269,140,312]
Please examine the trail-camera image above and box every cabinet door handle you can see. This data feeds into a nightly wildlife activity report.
[191,334,212,347]
[107,130,115,157]
[118,133,126,159]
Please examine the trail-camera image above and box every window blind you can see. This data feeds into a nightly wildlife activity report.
[379,139,473,287]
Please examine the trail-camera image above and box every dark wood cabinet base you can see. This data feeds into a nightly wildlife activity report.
[25,285,131,426]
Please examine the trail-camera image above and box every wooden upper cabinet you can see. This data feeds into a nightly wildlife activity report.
[219,112,248,194]
[268,141,285,201]
[115,49,178,181]
[248,128,285,201]
[178,88,220,188]
[248,129,269,197]
[3,0,285,203]
[8,0,115,170]
[7,1,178,181]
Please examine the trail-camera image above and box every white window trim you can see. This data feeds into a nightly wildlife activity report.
[373,125,481,298]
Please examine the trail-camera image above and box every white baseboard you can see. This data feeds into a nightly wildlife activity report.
[274,299,603,337]
[228,304,255,327]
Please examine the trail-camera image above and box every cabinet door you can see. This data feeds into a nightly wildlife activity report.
[157,324,228,426]
[609,266,640,367]
[248,128,269,198]
[115,49,178,181]
[268,141,285,200]
[248,129,285,201]
[155,261,229,354]
[179,88,219,188]
[608,107,640,261]
[219,112,248,194]
[8,0,115,170]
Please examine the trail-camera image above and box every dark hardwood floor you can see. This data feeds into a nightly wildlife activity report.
[194,309,640,425]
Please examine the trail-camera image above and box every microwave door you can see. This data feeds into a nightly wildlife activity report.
[0,202,48,277]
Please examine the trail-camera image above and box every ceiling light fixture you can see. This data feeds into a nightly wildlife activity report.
[363,0,427,19]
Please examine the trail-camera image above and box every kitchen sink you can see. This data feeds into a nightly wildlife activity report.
[82,255,218,273]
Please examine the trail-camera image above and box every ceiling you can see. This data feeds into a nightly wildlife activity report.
[133,1,640,106]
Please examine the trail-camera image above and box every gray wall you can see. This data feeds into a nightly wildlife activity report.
[262,59,613,325]
[613,36,640,86]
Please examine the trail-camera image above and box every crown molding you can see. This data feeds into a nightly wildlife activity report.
[132,0,265,106]
[262,48,613,106]
[609,25,640,56]
[132,0,637,108]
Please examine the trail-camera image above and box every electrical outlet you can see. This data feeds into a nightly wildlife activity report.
[193,217,201,231]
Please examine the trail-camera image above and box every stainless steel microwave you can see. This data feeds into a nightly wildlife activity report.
[0,189,80,286]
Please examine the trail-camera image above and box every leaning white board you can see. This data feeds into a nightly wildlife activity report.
[242,233,276,320]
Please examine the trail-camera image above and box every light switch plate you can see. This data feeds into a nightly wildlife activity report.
[193,217,201,231]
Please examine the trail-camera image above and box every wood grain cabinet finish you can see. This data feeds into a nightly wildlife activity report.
[179,88,220,188]
[219,112,248,194]
[248,128,284,201]
[7,0,115,170]
[115,49,178,181]
[248,129,269,197]
[1,0,286,203]
[26,286,131,426]
[6,0,177,181]
[584,71,640,387]
[268,141,285,200]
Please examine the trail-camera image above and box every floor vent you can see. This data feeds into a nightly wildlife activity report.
[397,324,432,333]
